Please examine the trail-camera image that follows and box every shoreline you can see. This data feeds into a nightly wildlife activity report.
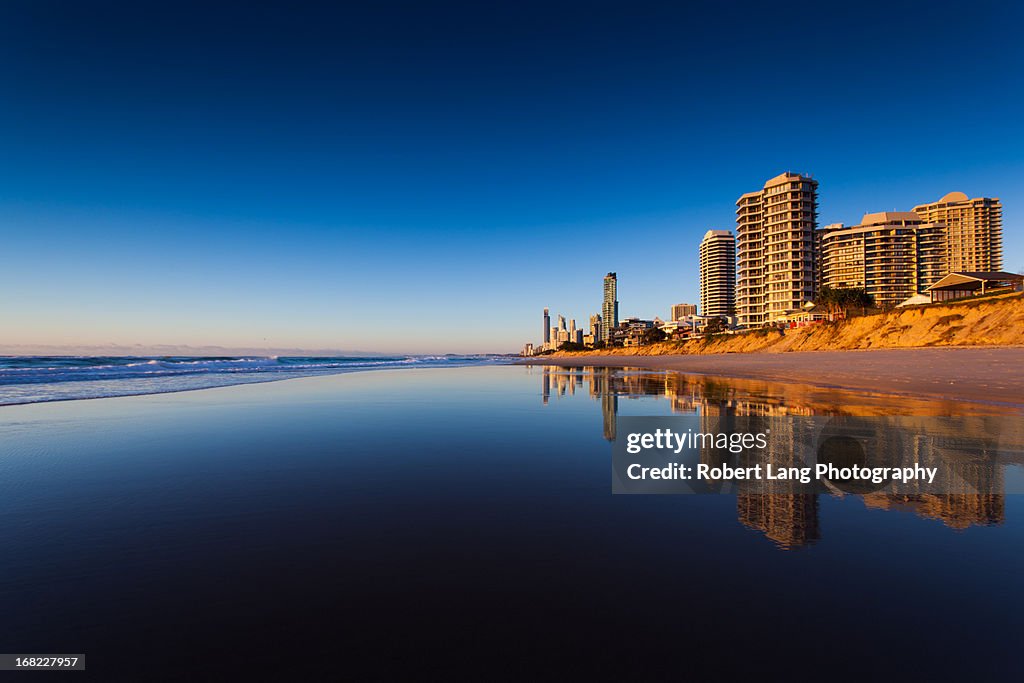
[0,360,515,409]
[519,347,1024,408]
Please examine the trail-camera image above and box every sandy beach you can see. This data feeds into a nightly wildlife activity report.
[521,347,1024,407]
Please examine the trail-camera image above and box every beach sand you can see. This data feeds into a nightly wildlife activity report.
[521,347,1024,407]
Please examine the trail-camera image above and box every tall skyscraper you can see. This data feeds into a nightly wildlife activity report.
[698,229,736,318]
[670,303,698,321]
[601,273,618,343]
[589,313,602,344]
[736,173,818,326]
[818,212,946,308]
[542,308,550,346]
[912,192,1003,273]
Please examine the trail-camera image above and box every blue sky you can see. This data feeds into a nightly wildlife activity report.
[2,0,1022,353]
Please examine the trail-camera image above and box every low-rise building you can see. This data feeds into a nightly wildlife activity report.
[925,272,1023,303]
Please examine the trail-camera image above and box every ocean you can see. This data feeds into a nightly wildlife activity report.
[0,354,514,405]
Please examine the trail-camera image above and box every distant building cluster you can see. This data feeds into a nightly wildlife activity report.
[522,172,1018,355]
[537,309,584,353]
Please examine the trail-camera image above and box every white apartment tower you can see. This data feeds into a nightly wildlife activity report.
[736,173,818,326]
[698,229,736,318]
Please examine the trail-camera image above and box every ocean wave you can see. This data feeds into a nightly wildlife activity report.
[0,355,515,406]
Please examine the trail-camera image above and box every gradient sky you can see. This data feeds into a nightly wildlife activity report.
[2,0,1022,354]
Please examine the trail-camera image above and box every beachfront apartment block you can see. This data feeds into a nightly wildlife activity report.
[817,193,1004,309]
[602,272,619,343]
[912,192,1003,273]
[698,229,735,318]
[817,212,947,309]
[736,173,818,326]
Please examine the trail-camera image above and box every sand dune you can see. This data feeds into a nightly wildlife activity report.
[553,292,1024,357]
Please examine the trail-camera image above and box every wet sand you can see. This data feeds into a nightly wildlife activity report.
[520,347,1024,408]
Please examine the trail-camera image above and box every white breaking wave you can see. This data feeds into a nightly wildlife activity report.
[0,355,515,406]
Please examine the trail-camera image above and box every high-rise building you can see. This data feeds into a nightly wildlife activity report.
[698,229,736,318]
[912,192,1003,273]
[818,212,946,308]
[542,308,550,346]
[557,314,566,332]
[670,303,698,321]
[736,173,818,326]
[601,273,619,343]
[589,313,602,344]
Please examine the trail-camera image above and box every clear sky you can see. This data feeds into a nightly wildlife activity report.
[2,0,1022,354]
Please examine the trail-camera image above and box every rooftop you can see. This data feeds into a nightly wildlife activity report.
[764,171,814,188]
[926,272,1024,292]
[702,229,734,240]
[859,211,924,226]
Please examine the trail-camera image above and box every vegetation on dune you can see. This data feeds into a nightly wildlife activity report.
[814,286,874,317]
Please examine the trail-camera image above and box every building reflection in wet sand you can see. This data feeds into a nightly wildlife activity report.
[531,365,1014,549]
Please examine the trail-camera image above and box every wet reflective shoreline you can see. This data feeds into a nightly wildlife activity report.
[0,365,1020,677]
[534,365,1022,548]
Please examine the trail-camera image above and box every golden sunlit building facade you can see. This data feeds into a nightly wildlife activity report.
[736,173,818,326]
[698,229,735,318]
[912,192,1002,273]
[818,211,947,308]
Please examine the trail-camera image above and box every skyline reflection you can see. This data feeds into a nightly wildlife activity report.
[533,365,1015,549]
